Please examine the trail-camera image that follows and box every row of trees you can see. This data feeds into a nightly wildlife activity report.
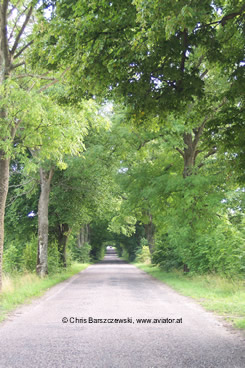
[0,1,245,290]
[0,1,114,288]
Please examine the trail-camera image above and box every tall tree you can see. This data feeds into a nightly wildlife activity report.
[0,0,72,289]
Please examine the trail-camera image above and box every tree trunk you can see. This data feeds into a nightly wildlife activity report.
[36,167,54,277]
[57,223,69,268]
[183,133,197,178]
[0,152,9,290]
[144,214,155,254]
[77,224,90,248]
[181,133,199,271]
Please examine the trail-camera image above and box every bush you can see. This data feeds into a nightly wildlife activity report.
[122,248,130,261]
[48,242,62,274]
[135,245,151,264]
[22,238,65,274]
[3,244,22,274]
[22,237,37,272]
[71,243,91,263]
[152,238,183,271]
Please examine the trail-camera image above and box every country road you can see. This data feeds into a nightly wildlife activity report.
[0,249,244,368]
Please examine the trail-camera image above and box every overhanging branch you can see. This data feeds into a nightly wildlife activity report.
[10,5,33,56]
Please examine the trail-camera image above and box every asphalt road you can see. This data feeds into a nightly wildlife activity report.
[0,249,244,368]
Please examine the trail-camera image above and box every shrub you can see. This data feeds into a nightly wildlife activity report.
[135,245,151,264]
[22,237,37,272]
[71,243,91,263]
[3,244,22,274]
[48,242,62,274]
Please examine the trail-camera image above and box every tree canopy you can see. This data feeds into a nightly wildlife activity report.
[0,0,244,288]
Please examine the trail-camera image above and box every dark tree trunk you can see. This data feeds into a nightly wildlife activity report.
[144,214,155,254]
[36,167,54,277]
[0,152,9,290]
[57,223,69,268]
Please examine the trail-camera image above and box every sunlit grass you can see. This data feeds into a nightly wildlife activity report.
[0,263,90,322]
[135,263,245,330]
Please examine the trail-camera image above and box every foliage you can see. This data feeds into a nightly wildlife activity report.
[152,237,183,272]
[114,223,145,262]
[71,243,91,264]
[3,236,73,275]
[3,244,22,274]
[22,237,38,272]
[135,244,151,264]
[35,0,245,117]
[107,116,245,276]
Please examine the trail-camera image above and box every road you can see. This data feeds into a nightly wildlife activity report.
[0,249,244,368]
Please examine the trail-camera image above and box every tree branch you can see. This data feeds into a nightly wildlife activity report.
[195,4,245,29]
[10,61,25,70]
[9,178,35,188]
[7,0,21,18]
[136,134,166,150]
[6,183,36,207]
[176,147,184,157]
[200,69,208,80]
[195,55,204,69]
[163,164,173,172]
[15,73,56,80]
[10,5,33,56]
[8,5,28,42]
[38,67,70,93]
[193,117,209,149]
[48,167,54,183]
[193,98,227,148]
[14,40,33,59]
[220,4,245,26]
[198,147,217,169]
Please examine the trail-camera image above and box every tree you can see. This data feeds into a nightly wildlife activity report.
[35,1,244,111]
[47,121,120,266]
[32,0,245,197]
[0,0,73,289]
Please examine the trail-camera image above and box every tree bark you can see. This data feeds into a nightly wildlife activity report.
[57,223,69,268]
[36,167,53,277]
[0,152,9,290]
[77,224,90,248]
[144,214,155,254]
[183,133,197,178]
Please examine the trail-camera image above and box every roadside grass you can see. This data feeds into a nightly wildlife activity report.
[0,263,90,322]
[135,263,245,330]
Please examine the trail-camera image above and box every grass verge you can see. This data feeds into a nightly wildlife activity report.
[135,263,245,330]
[0,263,90,322]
